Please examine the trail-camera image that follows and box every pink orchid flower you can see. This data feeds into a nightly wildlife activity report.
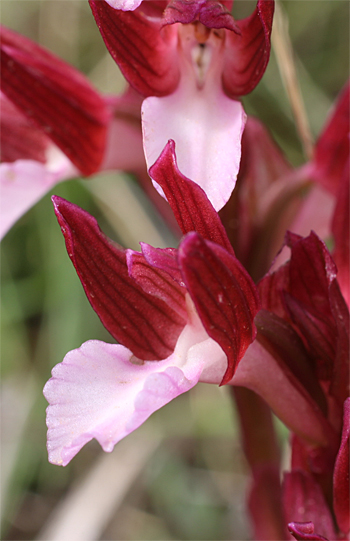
[44,142,260,466]
[0,26,146,239]
[89,0,274,211]
[44,141,340,467]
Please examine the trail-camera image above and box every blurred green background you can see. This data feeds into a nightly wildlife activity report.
[1,1,348,539]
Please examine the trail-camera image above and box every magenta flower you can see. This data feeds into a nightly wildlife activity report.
[0,26,146,239]
[89,0,274,210]
[43,141,260,466]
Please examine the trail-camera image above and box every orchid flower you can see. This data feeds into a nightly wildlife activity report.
[0,26,146,239]
[43,141,260,466]
[218,81,350,293]
[258,230,349,540]
[44,141,343,469]
[89,0,274,211]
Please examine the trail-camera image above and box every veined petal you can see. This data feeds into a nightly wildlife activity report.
[0,92,47,163]
[89,0,180,97]
[222,0,274,97]
[0,26,109,175]
[126,248,187,319]
[44,312,222,466]
[178,232,260,385]
[149,141,234,253]
[142,73,246,211]
[52,196,186,360]
[0,153,76,240]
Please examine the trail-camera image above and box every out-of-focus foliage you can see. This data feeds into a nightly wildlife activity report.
[1,1,348,539]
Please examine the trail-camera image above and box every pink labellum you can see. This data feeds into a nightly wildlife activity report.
[178,232,260,384]
[222,0,275,97]
[52,196,185,360]
[333,398,350,534]
[44,312,226,465]
[89,0,180,97]
[142,76,246,211]
[0,153,76,240]
[0,26,109,176]
[149,140,234,253]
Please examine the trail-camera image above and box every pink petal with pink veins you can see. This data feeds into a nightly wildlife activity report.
[142,74,246,211]
[0,152,76,240]
[44,309,225,466]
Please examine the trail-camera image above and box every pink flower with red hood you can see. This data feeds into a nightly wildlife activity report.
[43,141,342,470]
[0,26,145,239]
[43,141,261,465]
[89,0,274,210]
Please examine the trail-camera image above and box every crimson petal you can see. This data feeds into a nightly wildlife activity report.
[0,26,109,175]
[89,0,180,97]
[312,81,350,195]
[126,249,187,319]
[149,140,234,253]
[52,196,185,360]
[0,94,47,163]
[178,232,260,385]
[222,0,274,97]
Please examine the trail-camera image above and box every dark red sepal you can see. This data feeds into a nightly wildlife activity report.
[149,140,234,254]
[89,0,180,97]
[163,0,240,33]
[0,94,48,163]
[52,196,185,360]
[0,26,109,175]
[312,81,350,195]
[222,0,275,97]
[178,232,260,385]
[255,310,328,417]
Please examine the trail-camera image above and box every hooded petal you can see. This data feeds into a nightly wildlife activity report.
[0,26,109,175]
[163,0,240,33]
[0,154,76,240]
[52,196,186,360]
[44,311,223,466]
[143,81,246,211]
[89,0,180,97]
[178,232,260,384]
[149,140,234,253]
[222,0,274,97]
